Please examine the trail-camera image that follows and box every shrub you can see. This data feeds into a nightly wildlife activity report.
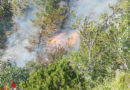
[20,58,86,90]
[0,60,29,88]
[93,72,130,90]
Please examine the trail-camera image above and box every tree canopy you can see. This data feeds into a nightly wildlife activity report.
[0,0,129,90]
[20,59,86,90]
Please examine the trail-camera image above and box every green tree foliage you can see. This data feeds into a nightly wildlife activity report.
[0,60,29,88]
[28,0,68,63]
[0,0,30,49]
[20,58,86,90]
[10,0,29,16]
[33,0,68,35]
[0,59,45,88]
[69,0,129,86]
[0,0,13,49]
[0,0,129,90]
[93,72,130,90]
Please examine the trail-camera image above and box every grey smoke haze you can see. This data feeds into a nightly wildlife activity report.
[70,0,116,22]
[62,0,116,50]
[2,8,38,67]
[2,0,116,67]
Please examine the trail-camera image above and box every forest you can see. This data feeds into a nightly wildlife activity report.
[0,0,129,90]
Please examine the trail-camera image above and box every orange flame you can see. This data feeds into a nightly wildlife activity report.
[68,31,79,46]
[48,33,64,44]
[47,30,79,48]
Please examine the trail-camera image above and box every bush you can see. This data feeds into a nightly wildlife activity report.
[20,58,86,90]
[0,60,29,88]
[93,72,130,90]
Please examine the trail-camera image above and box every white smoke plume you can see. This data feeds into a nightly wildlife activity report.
[70,0,116,22]
[1,0,117,67]
[2,7,38,67]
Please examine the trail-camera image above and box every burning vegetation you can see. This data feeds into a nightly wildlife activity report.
[0,0,129,90]
[47,30,79,50]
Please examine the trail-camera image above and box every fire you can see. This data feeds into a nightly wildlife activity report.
[47,30,79,49]
[68,31,79,46]
[48,33,64,44]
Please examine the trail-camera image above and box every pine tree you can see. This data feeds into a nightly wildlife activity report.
[20,58,86,90]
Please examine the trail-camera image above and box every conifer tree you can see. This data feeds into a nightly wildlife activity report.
[20,58,86,90]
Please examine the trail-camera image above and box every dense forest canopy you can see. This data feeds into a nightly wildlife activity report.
[0,0,129,90]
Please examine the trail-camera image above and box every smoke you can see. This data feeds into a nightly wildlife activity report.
[55,0,117,50]
[70,0,116,23]
[1,0,117,67]
[2,7,38,67]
